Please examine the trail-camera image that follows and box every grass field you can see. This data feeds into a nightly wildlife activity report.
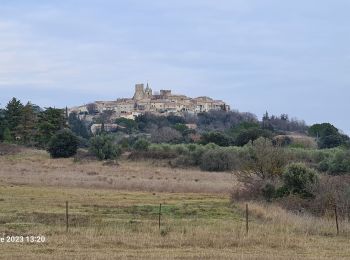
[1,148,350,259]
[0,148,234,194]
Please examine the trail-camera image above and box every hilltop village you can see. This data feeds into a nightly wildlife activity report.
[69,83,230,122]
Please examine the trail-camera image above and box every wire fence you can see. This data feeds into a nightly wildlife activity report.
[0,196,349,237]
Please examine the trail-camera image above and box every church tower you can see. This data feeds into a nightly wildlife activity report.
[144,83,153,98]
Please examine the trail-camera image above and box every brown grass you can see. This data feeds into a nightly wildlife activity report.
[1,148,350,259]
[0,186,349,259]
[0,143,24,156]
[0,149,235,194]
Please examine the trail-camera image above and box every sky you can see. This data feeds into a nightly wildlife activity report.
[0,0,349,134]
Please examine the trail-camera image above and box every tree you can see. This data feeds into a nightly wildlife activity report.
[166,114,186,124]
[234,128,272,146]
[89,135,121,160]
[5,97,24,139]
[319,134,343,149]
[17,102,38,144]
[0,108,8,141]
[241,137,287,181]
[68,112,89,138]
[197,110,257,132]
[309,123,349,149]
[229,122,272,146]
[200,148,238,171]
[48,129,79,158]
[115,117,138,134]
[135,113,170,132]
[173,123,188,134]
[151,127,182,143]
[308,123,338,138]
[2,128,12,143]
[262,111,274,131]
[199,131,233,146]
[36,108,66,147]
[282,163,319,198]
[267,114,307,132]
[96,110,114,124]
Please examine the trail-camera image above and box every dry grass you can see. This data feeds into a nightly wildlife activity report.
[1,148,350,259]
[0,143,24,156]
[288,134,317,149]
[0,186,349,259]
[0,149,234,194]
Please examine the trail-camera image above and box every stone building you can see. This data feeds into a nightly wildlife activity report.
[68,83,230,120]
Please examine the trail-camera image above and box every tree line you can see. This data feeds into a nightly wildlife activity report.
[1,97,349,156]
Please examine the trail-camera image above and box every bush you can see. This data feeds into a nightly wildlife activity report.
[129,143,178,160]
[318,150,350,175]
[278,175,350,217]
[241,137,287,180]
[199,131,233,146]
[89,135,121,160]
[151,127,182,143]
[133,138,150,151]
[311,175,350,217]
[261,183,276,202]
[328,150,350,174]
[234,128,272,146]
[200,147,243,171]
[48,129,79,158]
[319,134,344,149]
[282,163,319,198]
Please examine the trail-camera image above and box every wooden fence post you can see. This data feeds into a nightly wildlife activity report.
[66,201,69,233]
[246,204,249,235]
[159,203,162,230]
[334,204,339,235]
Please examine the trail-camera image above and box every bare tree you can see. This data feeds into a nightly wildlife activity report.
[151,127,182,143]
[237,137,287,184]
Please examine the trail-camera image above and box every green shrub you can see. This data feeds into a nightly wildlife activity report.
[282,163,319,198]
[200,147,240,171]
[48,129,79,158]
[89,135,121,160]
[275,185,290,198]
[174,144,189,155]
[199,131,234,146]
[132,144,177,159]
[318,150,350,175]
[261,183,276,202]
[133,138,150,151]
[234,128,272,146]
[3,128,12,143]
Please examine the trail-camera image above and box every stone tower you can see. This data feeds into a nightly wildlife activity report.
[160,89,171,98]
[144,83,152,98]
[133,84,145,100]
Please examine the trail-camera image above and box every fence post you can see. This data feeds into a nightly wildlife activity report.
[246,203,249,235]
[66,201,69,233]
[159,203,162,230]
[334,204,339,235]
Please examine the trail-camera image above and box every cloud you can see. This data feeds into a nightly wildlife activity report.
[0,1,349,134]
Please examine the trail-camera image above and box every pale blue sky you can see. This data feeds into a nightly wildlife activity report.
[0,1,349,134]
